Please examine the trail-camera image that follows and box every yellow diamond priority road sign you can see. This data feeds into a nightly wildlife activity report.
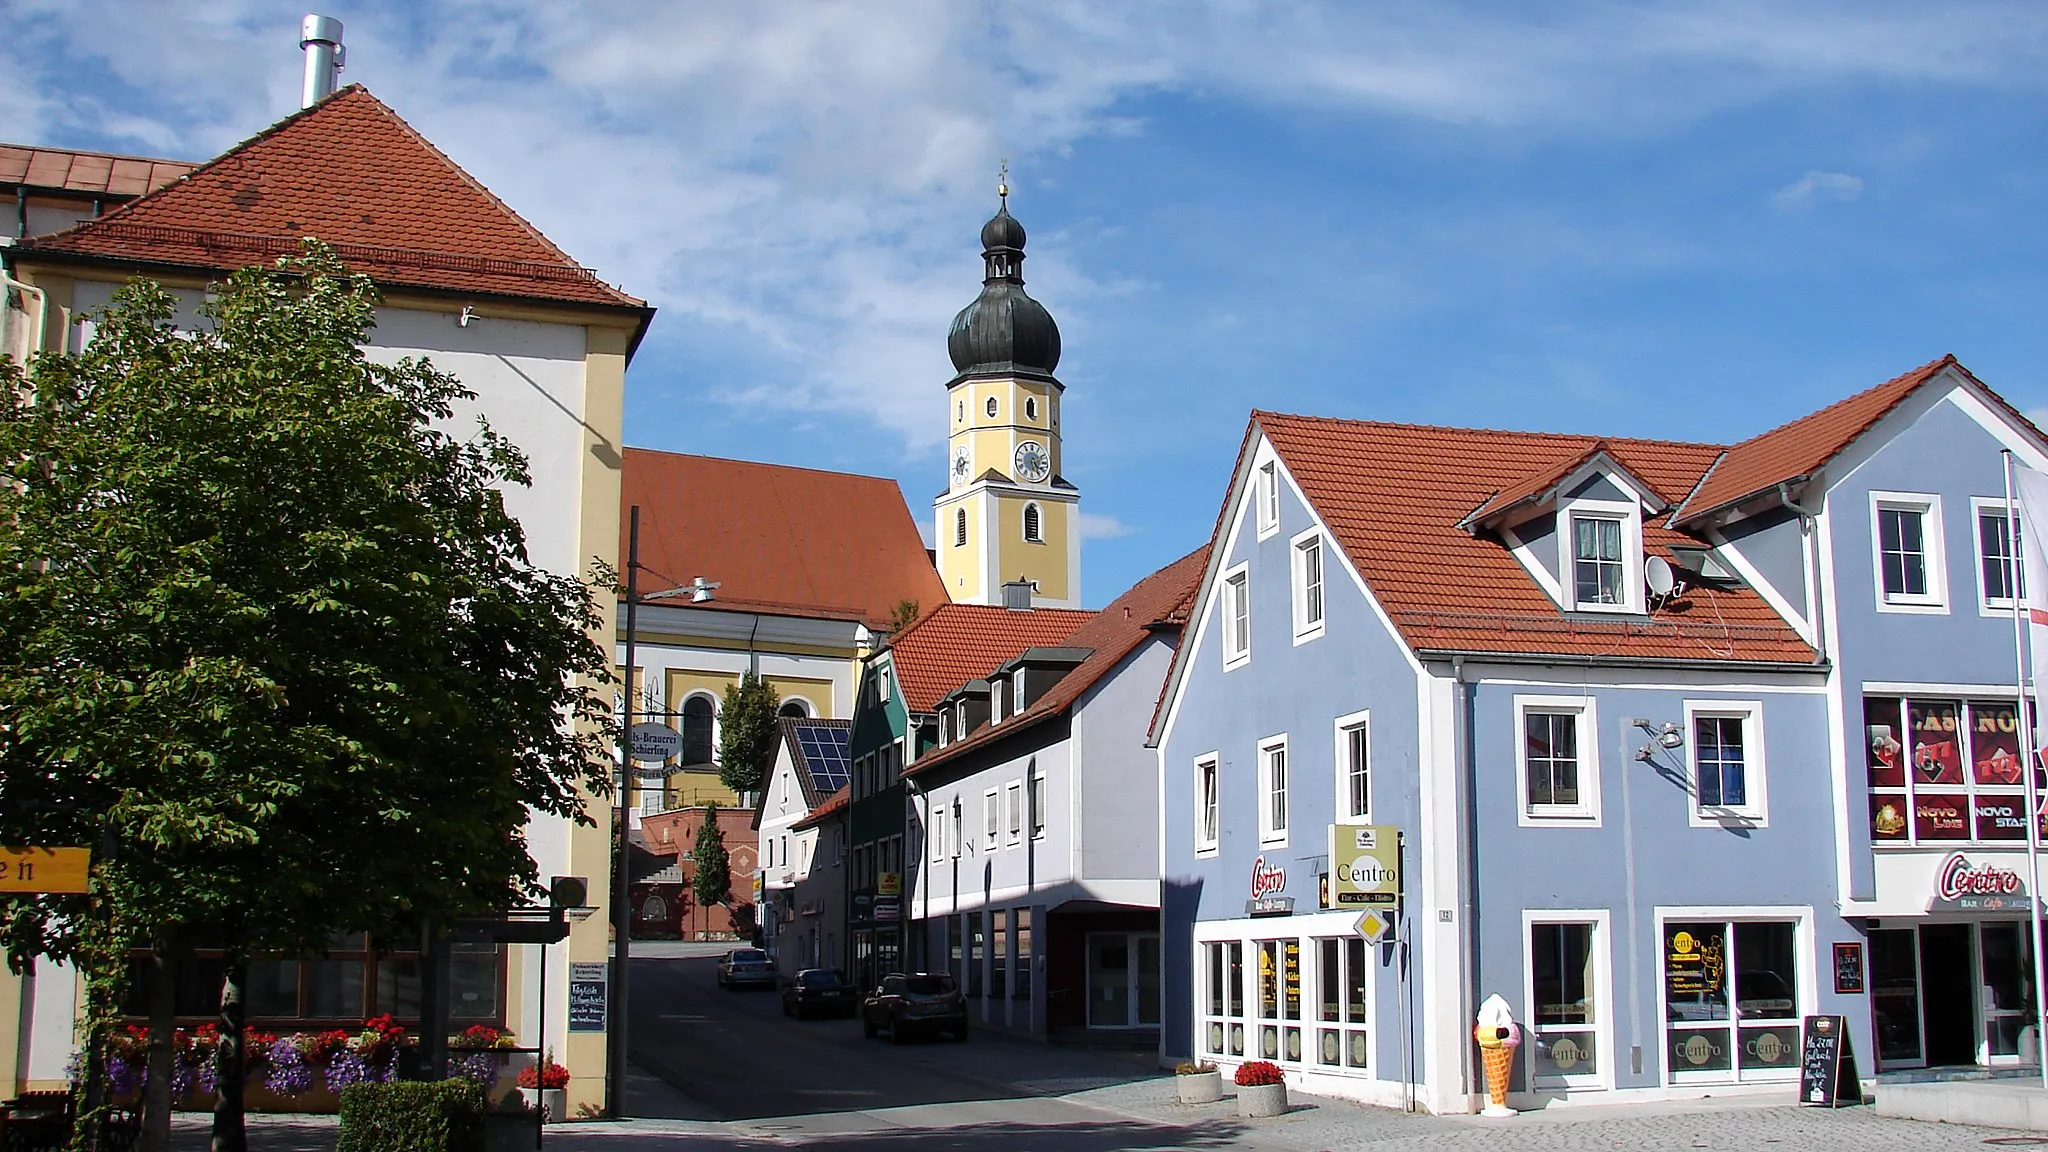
[1354,908,1394,945]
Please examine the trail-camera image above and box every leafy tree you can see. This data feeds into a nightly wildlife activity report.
[690,805,732,912]
[715,673,780,795]
[884,599,920,638]
[0,249,614,1152]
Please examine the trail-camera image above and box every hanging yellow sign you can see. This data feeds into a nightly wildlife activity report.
[0,848,92,894]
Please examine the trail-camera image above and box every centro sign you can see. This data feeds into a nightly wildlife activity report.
[1326,822,1401,907]
[1927,853,2031,913]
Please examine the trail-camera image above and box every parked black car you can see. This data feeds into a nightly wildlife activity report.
[861,972,969,1042]
[782,968,858,1019]
[716,947,777,990]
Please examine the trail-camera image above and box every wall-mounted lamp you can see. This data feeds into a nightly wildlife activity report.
[1630,717,1684,760]
[457,304,476,327]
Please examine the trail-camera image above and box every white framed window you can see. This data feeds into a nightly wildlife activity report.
[990,679,1007,724]
[986,396,999,418]
[1559,497,1642,613]
[1973,496,2023,615]
[1023,502,1043,543]
[1524,910,1614,1091]
[1686,701,1767,826]
[1313,933,1373,1073]
[984,789,1000,845]
[1194,755,1220,854]
[1258,735,1289,846]
[1655,908,1811,1086]
[1029,764,1046,839]
[1291,528,1325,643]
[1516,695,1601,825]
[1257,461,1280,538]
[1869,491,1947,613]
[1005,781,1023,844]
[930,800,946,862]
[1334,710,1370,821]
[955,508,968,548]
[1221,563,1251,670]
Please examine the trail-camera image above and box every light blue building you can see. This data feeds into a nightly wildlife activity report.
[1153,357,2048,1112]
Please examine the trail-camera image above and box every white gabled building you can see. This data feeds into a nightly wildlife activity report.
[754,718,853,978]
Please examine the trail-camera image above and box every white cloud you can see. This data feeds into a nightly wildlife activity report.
[1078,511,1137,540]
[6,1,2045,449]
[1772,171,1866,210]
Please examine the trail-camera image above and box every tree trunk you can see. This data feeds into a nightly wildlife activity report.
[209,953,247,1152]
[137,942,179,1152]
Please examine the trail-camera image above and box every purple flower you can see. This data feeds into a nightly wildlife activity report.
[107,1055,144,1098]
[263,1037,314,1097]
[447,1050,499,1087]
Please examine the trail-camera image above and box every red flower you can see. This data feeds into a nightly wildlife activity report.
[517,1062,570,1090]
[1234,1061,1285,1087]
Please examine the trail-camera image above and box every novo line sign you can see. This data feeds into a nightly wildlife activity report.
[0,847,91,894]
[1327,823,1400,907]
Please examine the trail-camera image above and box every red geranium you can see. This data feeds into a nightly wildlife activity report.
[517,1062,570,1090]
[1234,1061,1285,1087]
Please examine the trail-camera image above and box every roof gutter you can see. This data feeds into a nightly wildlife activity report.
[1414,649,1829,675]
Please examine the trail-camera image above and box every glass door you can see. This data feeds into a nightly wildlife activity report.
[1088,933,1132,1027]
[1869,928,1922,1067]
[1137,935,1161,1026]
[1979,922,2034,1063]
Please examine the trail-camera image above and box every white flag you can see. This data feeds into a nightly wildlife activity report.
[2011,464,2048,743]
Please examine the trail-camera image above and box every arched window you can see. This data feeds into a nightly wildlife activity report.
[958,399,964,422]
[1023,502,1042,543]
[1025,396,1038,421]
[986,397,998,418]
[955,508,968,547]
[778,699,811,719]
[681,695,715,766]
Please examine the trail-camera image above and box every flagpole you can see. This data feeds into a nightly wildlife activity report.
[2002,449,2048,1089]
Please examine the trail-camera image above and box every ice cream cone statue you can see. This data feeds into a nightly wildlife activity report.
[1473,994,1521,1117]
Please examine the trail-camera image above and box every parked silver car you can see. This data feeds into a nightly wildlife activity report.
[716,947,777,990]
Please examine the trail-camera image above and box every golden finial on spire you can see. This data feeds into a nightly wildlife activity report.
[998,157,1009,203]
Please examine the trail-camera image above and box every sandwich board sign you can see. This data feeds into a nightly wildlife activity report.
[1798,1015,1862,1107]
[0,848,91,894]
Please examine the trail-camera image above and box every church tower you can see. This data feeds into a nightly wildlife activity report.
[935,184,1080,607]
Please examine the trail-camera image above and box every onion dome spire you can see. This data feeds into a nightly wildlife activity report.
[947,169,1061,383]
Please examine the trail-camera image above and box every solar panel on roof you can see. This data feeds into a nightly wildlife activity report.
[793,723,852,794]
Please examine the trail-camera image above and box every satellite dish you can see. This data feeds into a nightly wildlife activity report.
[1645,555,1677,597]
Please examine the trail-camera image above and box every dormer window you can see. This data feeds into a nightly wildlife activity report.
[991,678,1007,723]
[1558,496,1643,613]
[938,711,952,748]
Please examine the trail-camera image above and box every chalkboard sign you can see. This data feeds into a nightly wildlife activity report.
[1798,1015,1862,1106]
[1833,942,1865,994]
[568,973,607,1033]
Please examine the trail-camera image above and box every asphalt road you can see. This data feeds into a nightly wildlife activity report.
[624,952,1163,1125]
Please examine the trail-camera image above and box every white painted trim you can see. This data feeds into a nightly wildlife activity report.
[1290,525,1328,644]
[1862,680,2018,698]
[1817,497,1857,902]
[1256,458,1281,540]
[1868,490,1949,615]
[1270,453,1427,677]
[1970,495,2021,616]
[1333,709,1372,822]
[1471,671,1826,692]
[1558,498,1645,614]
[1682,700,1768,827]
[1258,733,1291,848]
[1948,386,2048,473]
[1194,751,1221,857]
[1520,908,1616,1092]
[1706,526,1817,646]
[1418,671,1466,1114]
[1514,694,1603,827]
[1221,561,1252,671]
[1651,906,1816,1088]
[1503,523,1565,606]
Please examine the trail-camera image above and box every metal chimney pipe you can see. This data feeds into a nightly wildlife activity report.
[299,14,345,108]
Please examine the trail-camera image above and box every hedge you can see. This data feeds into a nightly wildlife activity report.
[336,1079,486,1152]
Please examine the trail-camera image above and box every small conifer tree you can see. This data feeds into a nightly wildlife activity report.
[692,804,732,912]
[717,672,781,795]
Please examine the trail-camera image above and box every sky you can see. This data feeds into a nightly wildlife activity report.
[7,1,2048,606]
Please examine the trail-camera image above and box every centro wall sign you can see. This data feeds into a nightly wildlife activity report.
[1927,852,2031,913]
[1247,855,1292,916]
[1326,823,1401,907]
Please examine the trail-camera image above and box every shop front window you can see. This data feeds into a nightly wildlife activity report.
[123,935,504,1028]
[1866,696,2027,845]
[1529,921,1601,1086]
[1255,940,1281,1060]
[1315,936,1370,1072]
[1981,922,2035,1059]
[1663,919,1801,1083]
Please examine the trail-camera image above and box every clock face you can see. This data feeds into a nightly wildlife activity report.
[952,445,972,481]
[1013,441,1051,483]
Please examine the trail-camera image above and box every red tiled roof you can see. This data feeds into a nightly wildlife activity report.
[792,785,849,830]
[623,448,947,631]
[904,546,1207,777]
[0,144,195,198]
[15,87,645,312]
[1462,441,1675,528]
[1255,413,1817,664]
[1676,355,1961,524]
[886,604,1096,714]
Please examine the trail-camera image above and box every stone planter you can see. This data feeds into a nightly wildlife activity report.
[1175,1070,1223,1104]
[519,1087,567,1123]
[1236,1081,1288,1118]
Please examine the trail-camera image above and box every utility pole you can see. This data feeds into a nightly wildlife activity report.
[607,505,640,1119]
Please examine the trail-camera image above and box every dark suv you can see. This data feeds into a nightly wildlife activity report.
[782,968,858,1019]
[861,972,969,1043]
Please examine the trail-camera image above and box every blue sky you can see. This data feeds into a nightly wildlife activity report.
[8,1,2048,605]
